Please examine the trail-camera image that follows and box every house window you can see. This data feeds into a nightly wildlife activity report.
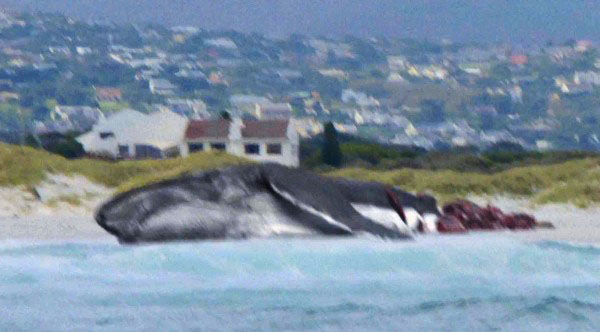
[210,143,226,151]
[267,143,282,155]
[135,144,163,160]
[163,146,181,158]
[118,145,129,158]
[188,143,204,153]
[99,132,115,139]
[244,144,260,155]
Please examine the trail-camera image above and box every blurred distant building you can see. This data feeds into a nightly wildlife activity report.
[254,103,293,120]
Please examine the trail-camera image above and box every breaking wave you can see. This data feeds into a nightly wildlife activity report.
[0,235,599,331]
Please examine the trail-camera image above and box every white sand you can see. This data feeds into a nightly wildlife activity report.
[0,177,598,244]
[470,196,600,245]
[0,174,113,218]
[0,216,112,241]
[0,174,114,241]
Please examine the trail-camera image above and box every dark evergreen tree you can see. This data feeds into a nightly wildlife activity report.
[322,122,343,167]
[220,111,232,120]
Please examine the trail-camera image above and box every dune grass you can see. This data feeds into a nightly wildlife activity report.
[327,158,600,207]
[2,143,600,206]
[0,144,249,192]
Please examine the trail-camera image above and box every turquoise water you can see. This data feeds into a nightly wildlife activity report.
[1,236,599,331]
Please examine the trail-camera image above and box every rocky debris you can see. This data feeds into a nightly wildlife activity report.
[438,200,553,234]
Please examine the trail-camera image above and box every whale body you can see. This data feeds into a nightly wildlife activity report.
[95,164,440,243]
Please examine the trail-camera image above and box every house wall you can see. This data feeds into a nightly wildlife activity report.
[236,139,298,167]
[181,119,300,167]
[180,138,232,157]
[80,134,120,157]
[181,138,299,167]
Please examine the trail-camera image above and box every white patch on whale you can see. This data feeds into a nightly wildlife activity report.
[351,204,432,234]
[350,204,407,232]
[140,190,316,239]
[241,192,316,237]
[422,213,439,233]
[268,183,353,234]
[404,208,424,231]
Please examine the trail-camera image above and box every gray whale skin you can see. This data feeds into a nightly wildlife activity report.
[96,164,440,243]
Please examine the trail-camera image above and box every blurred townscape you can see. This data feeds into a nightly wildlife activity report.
[0,10,599,162]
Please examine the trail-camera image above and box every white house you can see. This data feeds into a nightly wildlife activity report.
[77,109,188,159]
[230,94,272,114]
[181,118,299,167]
[204,38,238,49]
[149,78,177,95]
[253,103,293,120]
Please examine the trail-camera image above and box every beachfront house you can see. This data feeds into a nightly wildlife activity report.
[181,118,299,167]
[77,109,187,159]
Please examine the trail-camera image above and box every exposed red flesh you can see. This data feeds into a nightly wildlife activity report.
[437,200,549,233]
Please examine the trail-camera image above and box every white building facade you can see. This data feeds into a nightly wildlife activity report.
[77,109,188,159]
[181,118,299,167]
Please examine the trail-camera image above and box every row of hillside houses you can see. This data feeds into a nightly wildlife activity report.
[76,109,299,166]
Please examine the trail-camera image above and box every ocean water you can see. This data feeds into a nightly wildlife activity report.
[1,236,599,331]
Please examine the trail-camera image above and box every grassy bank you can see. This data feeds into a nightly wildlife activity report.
[2,143,599,207]
[328,158,600,207]
[0,144,249,192]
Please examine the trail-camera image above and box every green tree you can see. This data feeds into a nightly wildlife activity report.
[490,64,512,81]
[220,111,232,120]
[573,50,598,71]
[322,122,343,167]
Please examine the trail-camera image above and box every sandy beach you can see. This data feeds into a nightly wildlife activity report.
[0,195,597,244]
[0,216,112,241]
[471,196,600,245]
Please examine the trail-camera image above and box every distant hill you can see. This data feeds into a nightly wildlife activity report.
[2,0,600,43]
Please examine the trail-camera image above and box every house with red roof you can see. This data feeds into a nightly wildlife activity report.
[181,118,299,167]
[510,55,528,66]
[94,87,123,103]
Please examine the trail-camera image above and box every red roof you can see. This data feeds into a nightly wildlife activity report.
[185,119,231,139]
[510,55,528,65]
[95,87,123,100]
[242,120,289,138]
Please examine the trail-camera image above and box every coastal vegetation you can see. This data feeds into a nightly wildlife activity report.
[328,158,600,207]
[1,143,599,207]
[302,133,596,173]
[0,144,248,192]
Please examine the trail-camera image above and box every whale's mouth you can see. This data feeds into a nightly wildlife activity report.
[95,210,117,235]
[95,211,140,243]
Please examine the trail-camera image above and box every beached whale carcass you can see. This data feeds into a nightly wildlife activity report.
[95,164,441,243]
